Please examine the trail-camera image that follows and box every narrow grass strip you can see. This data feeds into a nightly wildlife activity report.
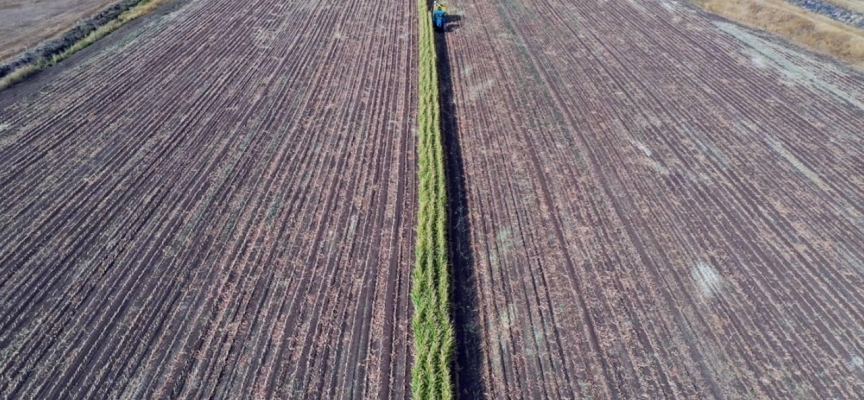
[411,2,454,399]
[0,0,171,91]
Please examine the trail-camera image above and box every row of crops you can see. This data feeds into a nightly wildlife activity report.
[411,2,454,399]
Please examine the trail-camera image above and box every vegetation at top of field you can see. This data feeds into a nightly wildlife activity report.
[694,0,864,68]
[411,1,454,399]
[0,0,171,91]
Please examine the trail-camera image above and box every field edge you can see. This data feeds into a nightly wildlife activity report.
[0,0,173,91]
[693,0,864,68]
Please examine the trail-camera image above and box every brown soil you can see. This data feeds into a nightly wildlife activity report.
[0,0,119,63]
[0,0,418,397]
[442,0,864,397]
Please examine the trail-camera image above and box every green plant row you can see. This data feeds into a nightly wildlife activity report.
[411,2,454,399]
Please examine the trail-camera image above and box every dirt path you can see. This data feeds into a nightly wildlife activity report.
[0,0,417,397]
[442,0,864,397]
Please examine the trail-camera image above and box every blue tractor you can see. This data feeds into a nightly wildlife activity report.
[433,1,447,31]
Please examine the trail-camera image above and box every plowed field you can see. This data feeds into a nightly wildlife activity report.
[442,0,864,398]
[0,0,417,398]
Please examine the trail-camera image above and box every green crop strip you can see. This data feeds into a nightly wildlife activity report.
[411,2,454,399]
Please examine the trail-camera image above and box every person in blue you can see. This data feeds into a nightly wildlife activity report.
[433,0,447,30]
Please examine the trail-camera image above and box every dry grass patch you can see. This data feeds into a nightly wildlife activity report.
[695,0,864,68]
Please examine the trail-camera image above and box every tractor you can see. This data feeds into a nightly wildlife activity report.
[433,0,447,31]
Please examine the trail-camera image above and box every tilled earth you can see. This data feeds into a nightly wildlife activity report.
[3,0,864,398]
[0,0,418,398]
[442,0,864,397]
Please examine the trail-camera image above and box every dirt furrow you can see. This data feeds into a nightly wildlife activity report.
[444,0,864,397]
[0,0,417,397]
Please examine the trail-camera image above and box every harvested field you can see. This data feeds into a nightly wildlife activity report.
[442,0,864,397]
[0,0,418,398]
[0,0,118,62]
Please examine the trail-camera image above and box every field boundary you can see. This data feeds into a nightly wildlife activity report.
[0,0,172,91]
[693,0,864,68]
[411,1,455,399]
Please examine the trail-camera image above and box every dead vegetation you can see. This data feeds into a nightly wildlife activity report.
[694,0,864,68]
